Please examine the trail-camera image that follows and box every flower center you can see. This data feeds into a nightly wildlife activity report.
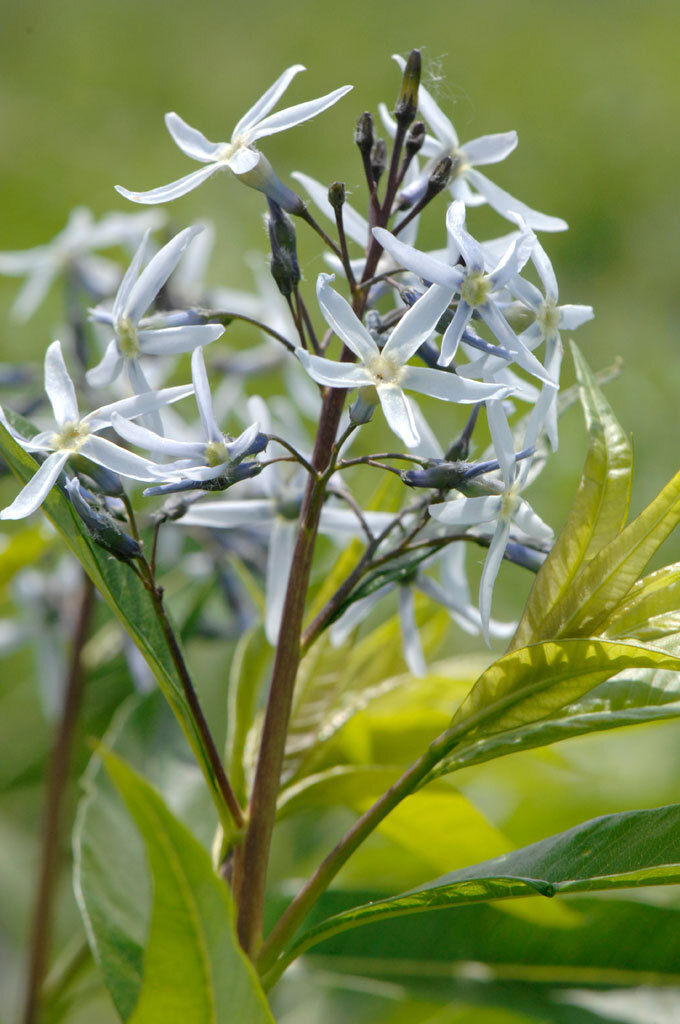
[117,318,140,358]
[500,483,521,521]
[204,440,230,467]
[461,271,491,308]
[52,420,90,453]
[368,353,402,386]
[537,300,561,336]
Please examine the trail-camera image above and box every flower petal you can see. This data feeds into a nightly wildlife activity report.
[113,229,150,323]
[115,163,223,206]
[486,398,516,487]
[438,300,473,364]
[466,169,567,232]
[226,147,261,175]
[190,347,221,442]
[398,585,426,677]
[86,339,124,389]
[138,323,224,355]
[479,517,512,643]
[462,131,518,166]
[79,435,160,481]
[429,495,502,527]
[316,274,379,363]
[559,304,595,330]
[512,497,554,544]
[372,228,462,289]
[249,85,353,140]
[232,64,306,139]
[531,239,559,301]
[479,304,556,386]
[296,349,374,389]
[181,499,274,528]
[401,365,510,404]
[164,112,224,162]
[109,412,205,457]
[125,225,203,324]
[265,518,298,645]
[445,201,484,272]
[0,452,70,520]
[44,341,79,425]
[88,384,194,429]
[382,284,455,365]
[10,266,56,322]
[377,384,420,448]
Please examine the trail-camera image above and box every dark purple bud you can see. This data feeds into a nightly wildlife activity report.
[67,478,141,562]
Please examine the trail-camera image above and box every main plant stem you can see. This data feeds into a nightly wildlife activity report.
[22,573,95,1024]
[234,386,347,953]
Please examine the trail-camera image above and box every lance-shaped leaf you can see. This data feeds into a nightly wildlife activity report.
[277,803,680,970]
[427,668,680,781]
[444,638,680,741]
[539,463,680,640]
[510,343,632,650]
[0,421,228,823]
[103,750,274,1023]
[599,562,680,642]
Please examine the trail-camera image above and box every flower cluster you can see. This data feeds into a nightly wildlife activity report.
[0,55,593,672]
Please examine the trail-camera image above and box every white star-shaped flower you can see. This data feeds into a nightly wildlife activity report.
[0,207,163,322]
[374,202,555,388]
[380,54,566,232]
[115,66,352,211]
[87,225,224,395]
[0,341,193,520]
[296,274,511,449]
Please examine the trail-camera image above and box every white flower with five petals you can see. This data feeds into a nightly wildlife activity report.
[296,274,511,449]
[0,341,193,520]
[115,66,352,211]
[87,225,224,396]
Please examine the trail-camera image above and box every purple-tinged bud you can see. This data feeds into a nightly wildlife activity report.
[394,49,421,127]
[355,111,374,159]
[66,478,142,562]
[427,156,453,197]
[267,199,300,298]
[350,387,378,426]
[405,121,426,158]
[504,541,548,572]
[402,461,468,490]
[370,138,388,184]
[71,455,125,497]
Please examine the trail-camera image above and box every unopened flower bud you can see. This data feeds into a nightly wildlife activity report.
[405,121,426,158]
[267,199,300,298]
[394,49,421,127]
[370,138,388,185]
[70,455,125,497]
[426,156,453,198]
[66,479,142,562]
[328,181,346,212]
[350,387,378,425]
[402,461,468,490]
[354,111,374,159]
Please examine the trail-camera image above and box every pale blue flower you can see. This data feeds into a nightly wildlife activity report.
[0,341,193,520]
[296,274,511,449]
[115,66,352,211]
[380,55,566,232]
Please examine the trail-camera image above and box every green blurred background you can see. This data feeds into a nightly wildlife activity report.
[2,1,680,1020]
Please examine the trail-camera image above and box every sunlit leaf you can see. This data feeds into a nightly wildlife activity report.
[280,803,680,968]
[510,343,632,651]
[446,638,680,740]
[599,562,680,642]
[103,750,274,1022]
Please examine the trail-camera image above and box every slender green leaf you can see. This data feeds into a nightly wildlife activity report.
[510,343,632,651]
[226,625,270,804]
[103,750,274,1023]
[538,463,680,640]
[428,669,680,780]
[447,639,680,740]
[599,562,680,641]
[281,804,680,966]
[0,423,224,812]
[74,694,216,1019]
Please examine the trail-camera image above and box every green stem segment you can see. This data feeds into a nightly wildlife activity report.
[22,574,95,1024]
